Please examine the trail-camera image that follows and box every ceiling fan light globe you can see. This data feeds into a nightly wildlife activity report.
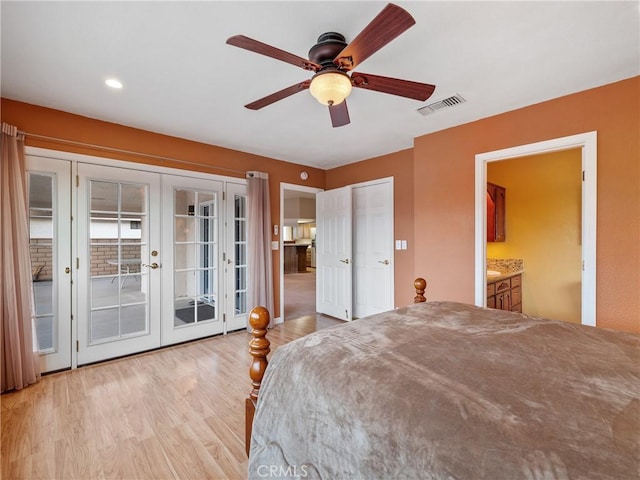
[309,71,352,106]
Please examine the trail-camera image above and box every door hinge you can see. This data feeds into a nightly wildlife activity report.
[345,309,349,320]
[76,257,80,269]
[223,313,226,323]
[76,175,79,187]
[222,252,226,262]
[223,191,226,201]
[70,314,74,321]
[582,171,585,181]
[76,341,79,352]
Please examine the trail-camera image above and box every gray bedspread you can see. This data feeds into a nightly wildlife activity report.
[248,301,639,479]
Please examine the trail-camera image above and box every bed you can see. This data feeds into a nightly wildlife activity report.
[245,279,639,479]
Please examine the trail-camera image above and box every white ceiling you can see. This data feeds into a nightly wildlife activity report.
[2,1,638,170]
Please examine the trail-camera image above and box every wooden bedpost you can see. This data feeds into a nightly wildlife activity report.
[245,306,271,457]
[414,278,427,303]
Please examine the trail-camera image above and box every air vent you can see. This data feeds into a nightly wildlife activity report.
[417,94,466,116]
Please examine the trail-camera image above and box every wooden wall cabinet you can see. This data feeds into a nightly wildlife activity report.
[487,182,506,242]
[487,273,522,313]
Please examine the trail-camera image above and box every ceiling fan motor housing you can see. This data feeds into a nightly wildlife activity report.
[308,32,348,69]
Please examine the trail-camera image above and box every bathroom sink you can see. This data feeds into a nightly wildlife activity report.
[487,270,502,278]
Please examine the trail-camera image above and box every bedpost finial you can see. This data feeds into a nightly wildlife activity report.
[248,306,271,404]
[414,278,427,303]
[249,306,270,330]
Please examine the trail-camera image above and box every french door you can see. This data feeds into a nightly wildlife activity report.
[224,182,249,332]
[77,163,161,365]
[160,177,248,344]
[27,157,72,372]
[26,151,247,370]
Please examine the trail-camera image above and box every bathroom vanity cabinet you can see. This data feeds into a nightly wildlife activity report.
[487,273,522,313]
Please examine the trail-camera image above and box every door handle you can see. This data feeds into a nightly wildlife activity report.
[142,262,160,270]
[339,258,350,264]
[378,260,389,265]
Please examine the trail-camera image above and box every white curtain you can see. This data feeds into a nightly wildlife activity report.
[247,172,274,328]
[1,123,40,392]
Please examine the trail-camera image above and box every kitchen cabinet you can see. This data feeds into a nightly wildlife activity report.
[487,182,506,242]
[487,273,522,313]
[284,244,309,273]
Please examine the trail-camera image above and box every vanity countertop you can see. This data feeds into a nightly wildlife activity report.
[486,258,524,283]
[487,270,524,283]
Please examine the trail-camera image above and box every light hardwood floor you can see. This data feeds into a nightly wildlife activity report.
[1,314,342,480]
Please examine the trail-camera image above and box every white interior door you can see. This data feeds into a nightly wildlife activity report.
[76,163,161,365]
[353,180,394,318]
[26,156,72,372]
[224,182,249,332]
[316,186,352,320]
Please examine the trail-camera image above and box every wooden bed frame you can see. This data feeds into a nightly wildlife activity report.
[244,277,428,456]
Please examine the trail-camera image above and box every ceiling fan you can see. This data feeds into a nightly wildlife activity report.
[226,3,436,128]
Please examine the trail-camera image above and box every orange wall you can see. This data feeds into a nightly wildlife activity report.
[0,98,326,315]
[4,76,638,332]
[487,151,582,324]
[326,149,415,307]
[414,76,639,333]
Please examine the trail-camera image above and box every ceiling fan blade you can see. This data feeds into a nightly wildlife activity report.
[329,101,350,128]
[351,72,435,101]
[227,35,321,72]
[333,3,415,71]
[245,81,311,110]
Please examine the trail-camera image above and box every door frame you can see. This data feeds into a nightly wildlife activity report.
[474,131,597,326]
[25,146,247,368]
[278,182,323,324]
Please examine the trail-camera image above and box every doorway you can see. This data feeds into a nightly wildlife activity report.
[280,184,322,322]
[486,151,582,323]
[27,148,247,370]
[475,132,597,326]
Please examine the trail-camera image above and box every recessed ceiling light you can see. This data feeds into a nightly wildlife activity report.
[105,78,123,89]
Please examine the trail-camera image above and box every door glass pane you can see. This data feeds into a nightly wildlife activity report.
[173,188,218,327]
[89,180,148,344]
[91,181,118,212]
[174,189,196,216]
[121,184,145,213]
[29,173,56,353]
[234,194,247,315]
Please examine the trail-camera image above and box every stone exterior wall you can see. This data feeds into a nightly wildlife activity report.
[91,240,141,276]
[29,238,142,280]
[30,239,53,281]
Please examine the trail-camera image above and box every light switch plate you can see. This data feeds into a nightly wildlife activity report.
[271,241,279,250]
[395,240,402,250]
[401,240,407,250]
